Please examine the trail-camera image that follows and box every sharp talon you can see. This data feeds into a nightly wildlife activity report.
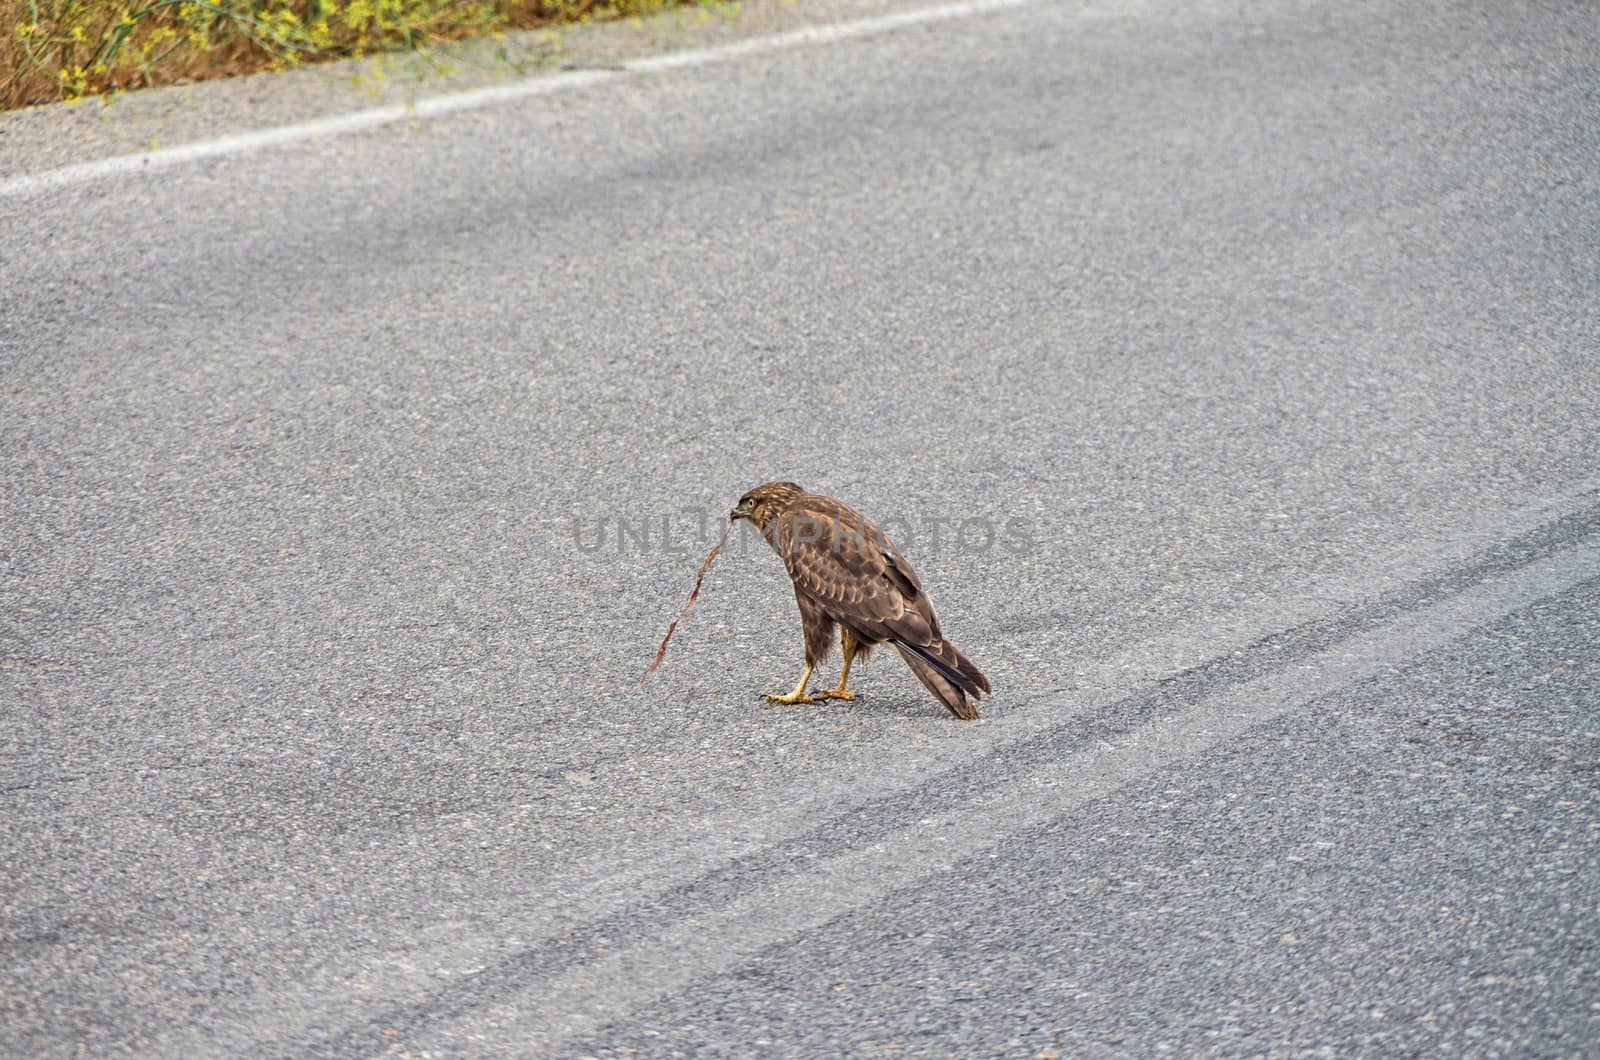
[763,692,819,705]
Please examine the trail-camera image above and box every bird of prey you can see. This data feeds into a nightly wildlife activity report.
[730,481,990,720]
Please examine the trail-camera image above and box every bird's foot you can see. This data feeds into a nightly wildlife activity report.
[762,690,819,705]
[812,688,858,701]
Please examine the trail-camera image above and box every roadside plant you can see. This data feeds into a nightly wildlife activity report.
[3,0,691,109]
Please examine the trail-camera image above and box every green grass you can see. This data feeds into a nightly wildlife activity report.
[2,0,696,110]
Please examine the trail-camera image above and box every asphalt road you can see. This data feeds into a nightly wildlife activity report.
[2,0,1598,1055]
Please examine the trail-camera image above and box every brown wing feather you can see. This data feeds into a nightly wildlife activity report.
[774,501,930,645]
[894,644,979,720]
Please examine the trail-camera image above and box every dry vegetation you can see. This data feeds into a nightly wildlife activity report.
[2,0,695,109]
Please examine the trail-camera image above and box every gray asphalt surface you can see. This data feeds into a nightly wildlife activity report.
[2,0,1598,1055]
[567,578,1600,1058]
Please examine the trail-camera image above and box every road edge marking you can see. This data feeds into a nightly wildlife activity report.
[0,0,1039,199]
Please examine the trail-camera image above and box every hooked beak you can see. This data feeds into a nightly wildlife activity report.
[731,501,753,520]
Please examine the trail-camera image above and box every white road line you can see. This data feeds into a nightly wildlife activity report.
[422,538,1600,1053]
[0,0,1039,200]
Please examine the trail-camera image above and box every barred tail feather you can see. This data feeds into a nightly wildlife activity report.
[893,639,988,720]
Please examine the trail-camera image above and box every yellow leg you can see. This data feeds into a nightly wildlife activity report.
[814,631,860,701]
[764,663,817,705]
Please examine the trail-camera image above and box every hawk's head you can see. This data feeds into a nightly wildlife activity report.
[731,481,806,529]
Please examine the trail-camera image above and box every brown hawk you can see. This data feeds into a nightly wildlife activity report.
[730,481,990,720]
